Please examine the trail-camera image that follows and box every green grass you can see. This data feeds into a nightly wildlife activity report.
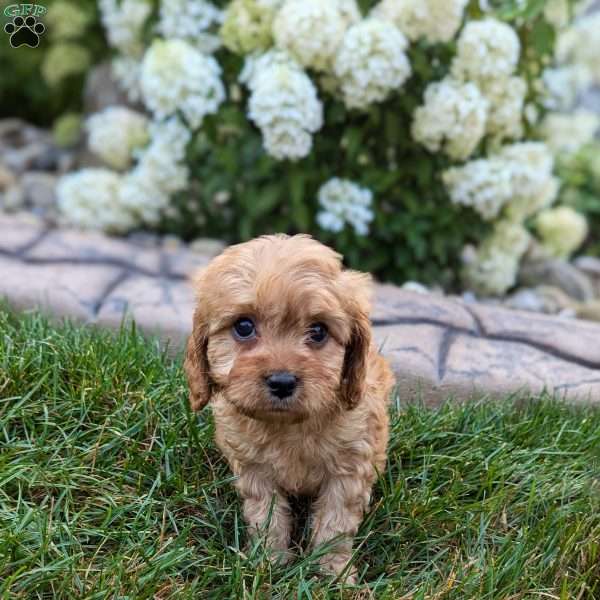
[1,309,599,599]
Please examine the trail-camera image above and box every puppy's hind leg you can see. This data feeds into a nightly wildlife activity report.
[237,469,293,564]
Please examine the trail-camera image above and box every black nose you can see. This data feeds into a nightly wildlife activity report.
[266,372,298,399]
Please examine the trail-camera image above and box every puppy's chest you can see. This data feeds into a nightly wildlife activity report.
[220,422,360,496]
[259,430,335,494]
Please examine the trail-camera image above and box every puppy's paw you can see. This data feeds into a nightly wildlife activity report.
[319,554,357,584]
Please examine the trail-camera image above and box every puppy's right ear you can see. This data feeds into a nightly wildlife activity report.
[184,308,212,411]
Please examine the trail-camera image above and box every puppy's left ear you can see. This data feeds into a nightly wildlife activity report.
[339,271,373,410]
[184,308,213,411]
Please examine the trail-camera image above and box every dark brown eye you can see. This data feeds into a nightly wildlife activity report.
[307,323,328,344]
[233,317,256,340]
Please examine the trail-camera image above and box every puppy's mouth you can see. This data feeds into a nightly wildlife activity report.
[225,390,307,422]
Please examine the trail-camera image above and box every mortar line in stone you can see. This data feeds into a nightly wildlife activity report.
[14,228,51,257]
[0,248,186,281]
[90,270,132,317]
[372,316,600,371]
[437,328,458,382]
[461,304,485,336]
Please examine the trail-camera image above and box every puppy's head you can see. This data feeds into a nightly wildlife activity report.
[184,234,372,423]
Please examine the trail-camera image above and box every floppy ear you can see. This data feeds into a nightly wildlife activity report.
[339,270,373,410]
[184,307,213,411]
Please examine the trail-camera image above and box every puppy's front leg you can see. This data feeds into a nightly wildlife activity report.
[236,468,292,562]
[310,474,372,580]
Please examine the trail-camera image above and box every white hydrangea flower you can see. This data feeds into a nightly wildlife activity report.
[57,169,137,233]
[543,0,570,28]
[158,0,223,53]
[462,220,531,295]
[333,18,411,110]
[273,0,359,72]
[540,66,591,111]
[412,77,488,161]
[452,18,520,84]
[140,39,225,129]
[556,14,600,85]
[111,57,143,102]
[480,76,526,141]
[86,107,149,170]
[540,110,600,156]
[133,118,191,194]
[58,118,193,233]
[371,0,468,44]
[535,206,589,258]
[117,118,192,226]
[499,142,559,221]
[443,142,558,221]
[443,157,514,220]
[316,178,374,235]
[220,0,282,54]
[99,0,150,56]
[242,50,323,160]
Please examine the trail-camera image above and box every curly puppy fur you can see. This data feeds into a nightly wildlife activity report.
[184,234,395,577]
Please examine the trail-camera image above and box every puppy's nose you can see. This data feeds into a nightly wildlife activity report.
[266,371,298,399]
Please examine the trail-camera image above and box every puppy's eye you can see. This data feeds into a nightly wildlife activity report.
[307,323,328,345]
[233,317,256,340]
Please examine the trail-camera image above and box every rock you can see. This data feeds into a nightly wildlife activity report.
[573,256,600,297]
[83,62,133,115]
[20,172,58,210]
[505,286,577,315]
[573,255,600,278]
[189,238,226,257]
[0,119,54,174]
[1,184,24,211]
[162,235,183,251]
[127,231,161,249]
[401,281,430,295]
[0,165,16,191]
[575,300,600,322]
[519,258,596,302]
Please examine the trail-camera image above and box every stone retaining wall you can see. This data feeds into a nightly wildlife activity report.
[2,215,599,405]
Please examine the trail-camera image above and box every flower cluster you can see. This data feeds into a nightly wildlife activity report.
[316,178,374,236]
[158,0,223,53]
[412,78,488,161]
[413,17,524,158]
[452,19,520,83]
[444,143,558,223]
[462,220,531,296]
[555,13,600,86]
[221,0,281,54]
[372,0,468,44]
[241,50,323,160]
[46,1,91,40]
[273,0,359,72]
[41,43,91,87]
[540,110,600,157]
[535,206,589,258]
[333,19,411,110]
[99,0,150,55]
[86,107,149,170]
[99,0,152,100]
[57,169,135,233]
[59,118,191,232]
[140,39,225,129]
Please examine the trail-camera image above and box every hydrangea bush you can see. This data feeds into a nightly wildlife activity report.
[58,0,597,294]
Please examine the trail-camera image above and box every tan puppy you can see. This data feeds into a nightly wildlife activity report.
[184,234,395,578]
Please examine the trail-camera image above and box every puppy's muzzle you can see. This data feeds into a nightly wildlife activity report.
[265,371,298,400]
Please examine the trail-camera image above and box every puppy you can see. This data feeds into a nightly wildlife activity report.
[184,234,395,578]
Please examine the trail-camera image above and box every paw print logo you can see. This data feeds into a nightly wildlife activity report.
[4,15,45,48]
